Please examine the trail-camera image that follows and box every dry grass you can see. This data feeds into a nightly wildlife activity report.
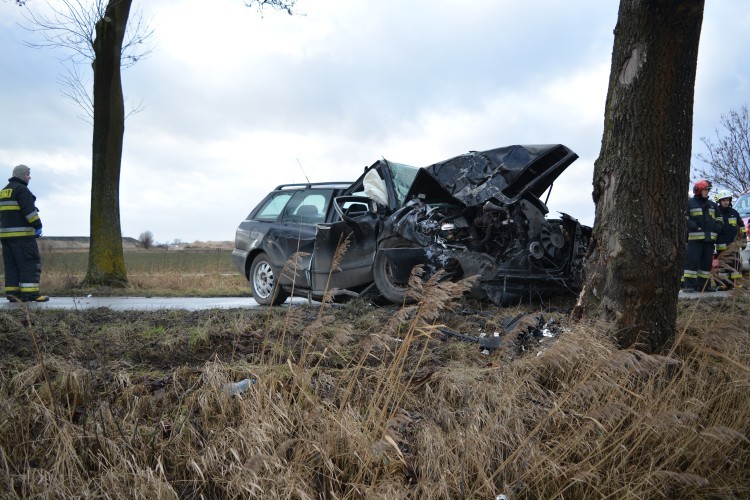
[37,248,248,297]
[0,267,748,497]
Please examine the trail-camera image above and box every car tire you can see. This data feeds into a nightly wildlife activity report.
[373,239,416,304]
[249,252,289,306]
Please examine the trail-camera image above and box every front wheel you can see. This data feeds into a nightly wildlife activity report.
[249,252,289,306]
[373,240,416,304]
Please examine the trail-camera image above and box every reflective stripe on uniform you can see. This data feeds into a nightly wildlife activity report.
[697,271,712,279]
[0,227,36,237]
[689,208,703,216]
[19,283,40,293]
[716,243,727,250]
[688,232,705,240]
[25,211,39,223]
[731,272,743,279]
[683,270,698,279]
[4,286,20,293]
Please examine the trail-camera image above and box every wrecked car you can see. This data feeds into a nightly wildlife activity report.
[232,144,591,305]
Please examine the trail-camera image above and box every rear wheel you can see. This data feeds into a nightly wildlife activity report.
[249,252,289,306]
[373,239,416,304]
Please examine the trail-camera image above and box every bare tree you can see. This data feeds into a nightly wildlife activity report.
[574,0,705,353]
[138,230,154,249]
[19,0,152,287]
[83,0,133,286]
[21,0,153,121]
[695,104,750,194]
[245,0,297,15]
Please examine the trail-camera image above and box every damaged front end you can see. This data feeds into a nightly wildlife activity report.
[374,145,591,305]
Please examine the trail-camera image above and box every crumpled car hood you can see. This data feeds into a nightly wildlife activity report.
[405,144,578,208]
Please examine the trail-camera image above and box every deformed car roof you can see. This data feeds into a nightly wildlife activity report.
[405,144,579,207]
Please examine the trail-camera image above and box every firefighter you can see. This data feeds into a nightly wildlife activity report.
[714,189,747,290]
[0,164,49,302]
[683,179,722,293]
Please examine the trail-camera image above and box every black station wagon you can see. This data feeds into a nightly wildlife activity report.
[232,145,591,305]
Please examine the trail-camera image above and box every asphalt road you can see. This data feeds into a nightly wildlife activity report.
[0,291,734,311]
[0,296,315,311]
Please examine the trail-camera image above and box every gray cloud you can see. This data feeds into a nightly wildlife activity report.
[1,0,748,243]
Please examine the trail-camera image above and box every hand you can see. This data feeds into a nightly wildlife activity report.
[34,228,42,238]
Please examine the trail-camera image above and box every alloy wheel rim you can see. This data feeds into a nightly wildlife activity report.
[254,261,274,298]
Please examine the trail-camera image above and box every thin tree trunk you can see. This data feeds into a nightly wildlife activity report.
[574,0,704,352]
[83,0,132,287]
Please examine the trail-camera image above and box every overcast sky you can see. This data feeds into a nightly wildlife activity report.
[1,0,748,243]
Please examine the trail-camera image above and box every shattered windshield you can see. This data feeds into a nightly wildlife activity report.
[385,161,419,206]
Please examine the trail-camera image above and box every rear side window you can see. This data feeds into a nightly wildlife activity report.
[252,192,294,221]
[281,189,333,224]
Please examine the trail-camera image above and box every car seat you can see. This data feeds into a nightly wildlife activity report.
[296,204,320,222]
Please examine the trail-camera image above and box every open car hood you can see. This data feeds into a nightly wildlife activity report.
[405,144,578,207]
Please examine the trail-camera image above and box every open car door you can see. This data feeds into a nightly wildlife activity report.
[308,160,419,297]
[308,197,380,294]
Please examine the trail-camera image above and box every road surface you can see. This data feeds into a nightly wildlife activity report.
[0,291,734,311]
[0,296,314,311]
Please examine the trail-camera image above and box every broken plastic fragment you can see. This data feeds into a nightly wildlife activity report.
[224,378,256,396]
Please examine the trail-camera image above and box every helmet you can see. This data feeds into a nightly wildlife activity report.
[693,179,712,195]
[714,189,732,202]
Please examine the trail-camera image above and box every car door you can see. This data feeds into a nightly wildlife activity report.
[308,161,419,293]
[309,199,380,293]
[262,188,334,289]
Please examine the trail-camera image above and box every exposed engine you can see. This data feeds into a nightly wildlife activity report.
[375,144,592,304]
[390,197,586,279]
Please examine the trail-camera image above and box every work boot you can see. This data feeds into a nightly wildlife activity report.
[702,286,717,293]
[681,287,697,293]
[22,295,50,303]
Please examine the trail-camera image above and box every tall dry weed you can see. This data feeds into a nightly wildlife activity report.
[0,280,748,498]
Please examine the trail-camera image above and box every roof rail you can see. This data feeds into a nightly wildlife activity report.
[273,181,353,190]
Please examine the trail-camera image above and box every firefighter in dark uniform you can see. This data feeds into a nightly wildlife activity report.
[683,179,722,293]
[0,164,49,302]
[713,189,747,290]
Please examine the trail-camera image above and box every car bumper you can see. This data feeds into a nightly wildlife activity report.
[232,248,249,276]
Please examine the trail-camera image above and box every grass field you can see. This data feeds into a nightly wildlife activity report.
[33,248,250,296]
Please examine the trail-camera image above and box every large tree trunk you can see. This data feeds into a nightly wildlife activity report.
[574,0,704,352]
[83,0,132,287]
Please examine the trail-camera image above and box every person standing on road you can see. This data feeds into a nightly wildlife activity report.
[683,179,722,293]
[0,164,49,302]
[713,190,747,290]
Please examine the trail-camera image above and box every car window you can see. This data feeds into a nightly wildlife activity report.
[386,161,419,206]
[281,189,333,224]
[252,192,294,221]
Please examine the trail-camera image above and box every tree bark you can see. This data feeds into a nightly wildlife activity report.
[574,0,704,352]
[83,0,132,287]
